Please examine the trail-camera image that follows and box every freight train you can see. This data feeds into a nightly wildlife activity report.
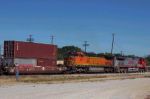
[64,52,146,73]
[0,40,147,75]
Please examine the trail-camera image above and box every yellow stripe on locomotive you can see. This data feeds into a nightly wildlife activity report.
[65,53,113,67]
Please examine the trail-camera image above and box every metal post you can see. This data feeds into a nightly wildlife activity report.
[15,63,19,81]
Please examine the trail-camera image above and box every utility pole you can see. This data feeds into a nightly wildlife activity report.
[83,41,89,53]
[27,35,34,42]
[111,33,115,55]
[50,35,54,44]
[0,45,1,58]
[121,51,123,56]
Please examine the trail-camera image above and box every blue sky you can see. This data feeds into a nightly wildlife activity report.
[0,0,150,56]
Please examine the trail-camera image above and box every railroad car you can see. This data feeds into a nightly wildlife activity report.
[64,52,114,73]
[0,40,147,75]
[1,40,62,74]
[114,57,146,73]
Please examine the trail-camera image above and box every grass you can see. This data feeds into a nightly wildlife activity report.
[0,73,150,85]
[19,75,107,83]
[0,75,107,85]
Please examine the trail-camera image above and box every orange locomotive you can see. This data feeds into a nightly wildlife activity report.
[64,52,147,73]
[64,52,114,73]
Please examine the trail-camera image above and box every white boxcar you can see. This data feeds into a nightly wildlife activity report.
[4,58,37,66]
[57,60,64,65]
[14,58,37,66]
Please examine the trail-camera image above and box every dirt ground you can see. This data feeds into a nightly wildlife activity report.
[0,76,150,99]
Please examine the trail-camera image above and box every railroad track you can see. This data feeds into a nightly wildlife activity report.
[0,72,149,78]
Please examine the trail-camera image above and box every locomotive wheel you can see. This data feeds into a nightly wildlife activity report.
[110,68,114,73]
[139,69,145,73]
[124,68,128,73]
[104,68,108,73]
[0,71,2,75]
[120,69,124,73]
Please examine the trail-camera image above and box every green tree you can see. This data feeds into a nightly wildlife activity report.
[145,55,150,66]
[86,52,97,57]
[57,46,82,60]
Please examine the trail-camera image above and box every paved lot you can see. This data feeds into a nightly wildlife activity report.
[0,78,150,99]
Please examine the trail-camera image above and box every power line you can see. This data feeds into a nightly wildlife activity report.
[83,41,90,53]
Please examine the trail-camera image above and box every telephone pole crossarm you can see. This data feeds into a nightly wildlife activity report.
[83,41,89,53]
[50,35,55,44]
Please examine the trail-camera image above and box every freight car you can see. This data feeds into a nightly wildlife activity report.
[64,52,146,73]
[1,41,62,74]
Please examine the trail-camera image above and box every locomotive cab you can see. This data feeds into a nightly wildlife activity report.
[64,52,85,66]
